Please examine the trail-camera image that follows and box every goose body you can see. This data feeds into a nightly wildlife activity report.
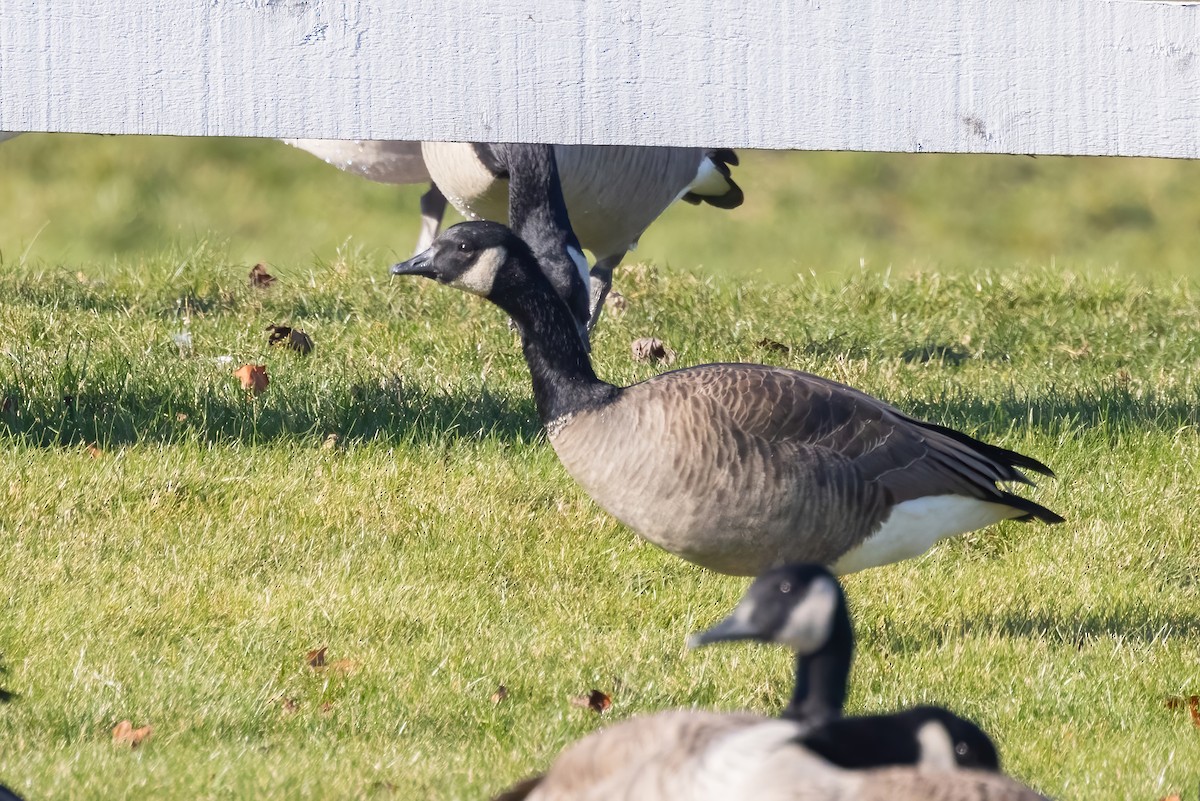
[391,224,1064,577]
[492,565,1045,801]
[421,142,742,325]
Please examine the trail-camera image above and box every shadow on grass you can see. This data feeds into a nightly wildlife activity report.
[0,380,543,449]
[873,608,1200,652]
[0,376,1195,450]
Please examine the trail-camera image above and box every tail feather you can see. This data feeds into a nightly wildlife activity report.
[681,149,744,209]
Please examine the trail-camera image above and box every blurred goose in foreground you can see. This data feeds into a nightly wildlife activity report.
[390,223,1064,576]
[421,142,742,328]
[491,564,1046,801]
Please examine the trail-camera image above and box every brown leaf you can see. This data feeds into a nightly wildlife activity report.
[175,412,189,423]
[1189,696,1200,729]
[631,337,676,365]
[233,364,269,396]
[249,263,277,288]
[327,658,359,676]
[85,442,102,459]
[305,646,328,668]
[111,719,153,748]
[322,433,341,450]
[569,689,612,714]
[756,338,792,355]
[1159,796,1183,801]
[491,685,508,704]
[320,701,334,716]
[605,290,628,316]
[280,697,300,715]
[266,324,314,356]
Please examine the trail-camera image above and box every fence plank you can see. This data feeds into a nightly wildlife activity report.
[1,0,1199,157]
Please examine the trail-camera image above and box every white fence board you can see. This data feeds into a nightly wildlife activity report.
[1,0,1199,157]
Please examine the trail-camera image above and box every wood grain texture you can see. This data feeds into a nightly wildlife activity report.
[1,0,1199,157]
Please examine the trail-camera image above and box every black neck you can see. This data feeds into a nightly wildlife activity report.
[492,143,590,328]
[493,263,617,425]
[797,713,922,769]
[782,603,854,726]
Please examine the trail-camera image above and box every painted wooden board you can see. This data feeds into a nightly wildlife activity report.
[1,0,1199,158]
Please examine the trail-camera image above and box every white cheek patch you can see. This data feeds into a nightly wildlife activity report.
[915,722,957,770]
[448,246,505,296]
[775,577,839,653]
[567,245,590,293]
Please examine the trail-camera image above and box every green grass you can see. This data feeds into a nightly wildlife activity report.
[1,135,1200,799]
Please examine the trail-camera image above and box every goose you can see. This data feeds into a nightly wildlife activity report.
[281,139,448,254]
[420,142,743,328]
[389,222,1065,577]
[490,564,1045,801]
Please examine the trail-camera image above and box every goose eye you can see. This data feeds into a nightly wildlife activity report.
[779,581,792,594]
[459,242,469,252]
[955,742,969,756]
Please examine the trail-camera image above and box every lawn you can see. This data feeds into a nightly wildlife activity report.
[1,135,1199,799]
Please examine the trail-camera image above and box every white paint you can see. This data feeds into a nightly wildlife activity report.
[774,576,840,654]
[2,1,1200,158]
[830,496,1017,575]
[915,722,958,771]
[448,245,506,296]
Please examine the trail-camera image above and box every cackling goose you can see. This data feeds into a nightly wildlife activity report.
[421,142,742,328]
[390,223,1065,577]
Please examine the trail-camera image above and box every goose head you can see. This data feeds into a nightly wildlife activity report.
[798,705,1001,772]
[392,221,589,348]
[689,563,854,727]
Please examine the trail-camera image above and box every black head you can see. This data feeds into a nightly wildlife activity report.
[391,221,528,296]
[689,564,847,654]
[799,705,1001,772]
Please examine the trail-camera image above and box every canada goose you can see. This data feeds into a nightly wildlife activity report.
[421,142,742,327]
[282,139,447,253]
[490,565,1041,801]
[390,223,1064,577]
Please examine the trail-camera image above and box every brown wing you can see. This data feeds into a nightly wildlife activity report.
[634,364,1061,521]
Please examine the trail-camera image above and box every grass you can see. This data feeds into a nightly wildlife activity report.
[1,135,1200,798]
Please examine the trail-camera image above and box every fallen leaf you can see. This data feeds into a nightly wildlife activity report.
[305,646,328,668]
[320,701,334,716]
[569,689,612,714]
[491,685,508,704]
[1158,795,1183,801]
[266,324,314,356]
[756,338,792,355]
[175,412,189,423]
[111,719,153,748]
[249,263,277,288]
[322,433,340,450]
[327,658,359,676]
[233,364,269,396]
[605,290,628,315]
[281,697,300,715]
[1190,696,1200,729]
[631,337,675,365]
[86,442,102,459]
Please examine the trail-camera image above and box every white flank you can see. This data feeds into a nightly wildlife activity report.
[448,245,505,296]
[681,157,725,199]
[830,496,1017,575]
